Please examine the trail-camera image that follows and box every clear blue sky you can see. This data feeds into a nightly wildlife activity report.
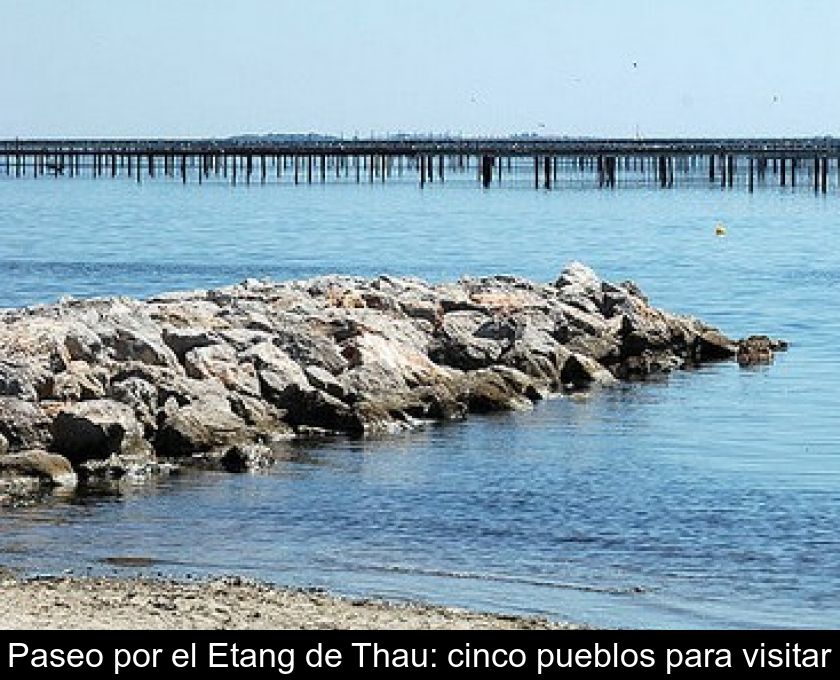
[1,0,838,138]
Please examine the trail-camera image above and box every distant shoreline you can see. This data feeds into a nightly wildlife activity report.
[0,574,575,630]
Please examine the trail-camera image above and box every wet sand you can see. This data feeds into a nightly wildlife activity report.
[0,574,574,630]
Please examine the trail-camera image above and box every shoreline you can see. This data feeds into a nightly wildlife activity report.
[0,573,576,630]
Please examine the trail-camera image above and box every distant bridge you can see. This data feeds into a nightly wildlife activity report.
[1,137,838,191]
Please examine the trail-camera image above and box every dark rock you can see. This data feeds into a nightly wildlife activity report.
[399,297,439,322]
[258,368,311,406]
[268,383,361,434]
[227,393,294,439]
[326,318,365,342]
[737,335,783,366]
[693,328,738,361]
[414,385,468,420]
[458,369,534,413]
[474,317,522,344]
[52,400,146,463]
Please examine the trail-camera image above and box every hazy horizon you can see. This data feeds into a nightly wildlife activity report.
[2,0,839,139]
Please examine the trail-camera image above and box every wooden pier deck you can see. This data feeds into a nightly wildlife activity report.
[2,137,839,192]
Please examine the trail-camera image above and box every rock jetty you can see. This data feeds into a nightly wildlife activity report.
[0,263,779,504]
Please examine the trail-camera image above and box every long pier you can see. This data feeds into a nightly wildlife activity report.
[2,137,840,192]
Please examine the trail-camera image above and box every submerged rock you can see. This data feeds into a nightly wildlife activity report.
[737,335,789,366]
[0,263,780,499]
[78,455,178,482]
[219,444,275,473]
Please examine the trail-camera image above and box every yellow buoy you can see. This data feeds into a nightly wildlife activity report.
[715,223,727,236]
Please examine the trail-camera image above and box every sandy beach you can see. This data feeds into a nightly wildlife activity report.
[0,574,573,630]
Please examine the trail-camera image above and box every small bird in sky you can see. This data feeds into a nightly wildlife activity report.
[632,61,638,68]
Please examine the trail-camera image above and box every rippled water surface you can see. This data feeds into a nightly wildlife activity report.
[1,173,838,627]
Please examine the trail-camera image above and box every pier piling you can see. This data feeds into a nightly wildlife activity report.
[1,139,838,197]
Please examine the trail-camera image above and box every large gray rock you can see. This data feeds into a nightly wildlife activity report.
[429,320,504,371]
[503,326,570,384]
[555,261,603,294]
[155,400,253,457]
[109,377,159,423]
[239,342,307,384]
[0,450,77,488]
[271,325,348,375]
[555,262,605,313]
[0,397,52,449]
[183,344,260,396]
[108,326,177,368]
[0,360,39,401]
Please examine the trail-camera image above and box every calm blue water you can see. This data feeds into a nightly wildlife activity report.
[1,173,838,628]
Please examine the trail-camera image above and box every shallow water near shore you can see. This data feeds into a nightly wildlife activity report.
[1,175,839,628]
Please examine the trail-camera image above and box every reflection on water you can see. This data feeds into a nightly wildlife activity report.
[1,180,839,628]
[2,365,838,628]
